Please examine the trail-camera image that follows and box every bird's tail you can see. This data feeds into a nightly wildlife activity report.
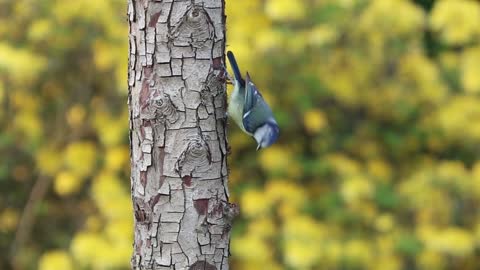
[227,51,244,86]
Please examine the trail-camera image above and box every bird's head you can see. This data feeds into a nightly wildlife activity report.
[253,120,279,150]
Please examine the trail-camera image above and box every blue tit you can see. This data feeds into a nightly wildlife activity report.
[227,51,279,150]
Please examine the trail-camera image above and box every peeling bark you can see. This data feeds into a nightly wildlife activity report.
[128,0,234,269]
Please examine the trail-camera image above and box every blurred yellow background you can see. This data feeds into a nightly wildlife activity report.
[2,0,480,269]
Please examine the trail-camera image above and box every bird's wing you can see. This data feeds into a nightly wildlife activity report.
[243,72,264,112]
[242,73,272,133]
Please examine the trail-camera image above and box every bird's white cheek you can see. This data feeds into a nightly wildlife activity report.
[253,125,269,145]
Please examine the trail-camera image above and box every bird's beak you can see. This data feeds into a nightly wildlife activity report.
[256,144,261,151]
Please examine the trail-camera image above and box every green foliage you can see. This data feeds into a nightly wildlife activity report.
[2,0,480,269]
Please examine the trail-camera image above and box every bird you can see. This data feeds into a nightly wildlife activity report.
[226,51,279,150]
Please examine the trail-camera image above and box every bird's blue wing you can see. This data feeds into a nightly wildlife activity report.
[242,74,273,133]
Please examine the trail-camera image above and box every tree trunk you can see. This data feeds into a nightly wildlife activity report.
[127,1,234,269]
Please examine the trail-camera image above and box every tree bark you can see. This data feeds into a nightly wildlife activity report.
[127,1,234,269]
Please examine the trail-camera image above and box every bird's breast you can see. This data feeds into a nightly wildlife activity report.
[228,87,249,134]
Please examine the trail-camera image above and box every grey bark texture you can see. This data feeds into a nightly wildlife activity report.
[127,0,236,269]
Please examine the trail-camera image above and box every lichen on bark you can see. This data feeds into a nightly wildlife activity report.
[127,0,234,269]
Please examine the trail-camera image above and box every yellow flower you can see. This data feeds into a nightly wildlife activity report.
[475,222,480,245]
[36,146,63,176]
[318,50,364,106]
[372,255,402,270]
[70,231,109,266]
[440,228,475,256]
[340,176,374,204]
[115,55,128,93]
[254,29,284,52]
[430,0,480,45]
[237,261,282,270]
[439,51,460,71]
[259,146,290,173]
[359,0,425,36]
[284,241,320,269]
[324,241,342,266]
[343,239,373,267]
[93,110,128,147]
[417,250,446,270]
[53,0,110,24]
[28,19,52,42]
[367,159,392,182]
[14,111,42,140]
[374,214,395,233]
[0,208,19,232]
[283,216,326,268]
[472,161,480,198]
[93,39,116,71]
[375,235,396,255]
[461,47,480,93]
[286,32,308,54]
[64,141,97,177]
[309,25,338,47]
[327,153,362,177]
[94,243,132,269]
[337,0,357,8]
[10,90,38,111]
[92,171,132,220]
[38,250,73,270]
[398,52,447,104]
[71,228,131,269]
[435,161,470,192]
[248,218,276,239]
[66,104,86,128]
[303,109,328,134]
[241,189,271,217]
[231,234,272,261]
[0,42,46,82]
[418,225,475,256]
[105,146,129,171]
[265,180,306,217]
[436,96,480,141]
[398,169,432,208]
[265,0,306,21]
[105,220,133,245]
[54,171,83,196]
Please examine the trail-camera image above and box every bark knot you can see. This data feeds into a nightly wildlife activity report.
[175,135,212,177]
[151,92,179,123]
[169,5,215,48]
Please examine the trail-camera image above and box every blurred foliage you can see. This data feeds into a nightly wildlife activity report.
[2,0,480,269]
